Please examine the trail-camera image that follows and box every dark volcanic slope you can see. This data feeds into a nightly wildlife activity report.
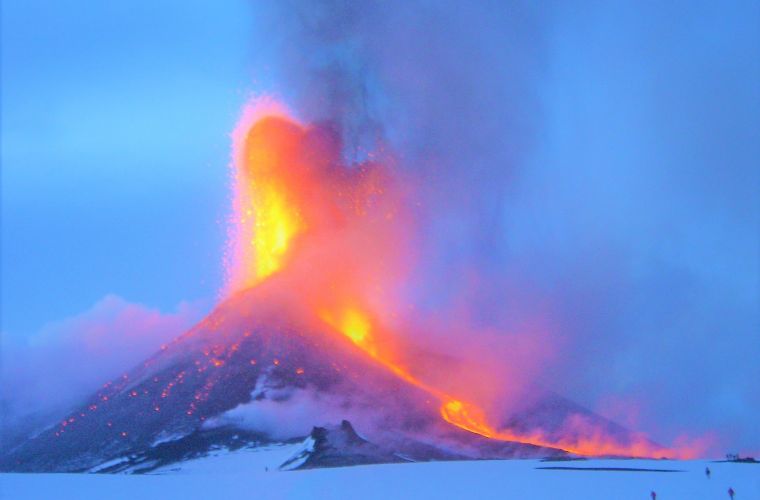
[1,285,451,471]
[92,425,284,474]
[5,279,641,472]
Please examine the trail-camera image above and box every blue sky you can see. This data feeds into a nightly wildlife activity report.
[2,1,261,333]
[2,1,758,453]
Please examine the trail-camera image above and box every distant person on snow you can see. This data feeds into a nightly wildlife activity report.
[650,491,656,500]
[728,487,735,499]
[705,466,711,478]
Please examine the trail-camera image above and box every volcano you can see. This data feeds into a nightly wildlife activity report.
[1,108,681,472]
[1,280,656,472]
[0,282,561,471]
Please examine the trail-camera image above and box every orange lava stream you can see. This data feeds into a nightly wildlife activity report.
[320,307,685,458]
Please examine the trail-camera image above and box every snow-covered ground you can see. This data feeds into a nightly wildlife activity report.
[2,454,757,499]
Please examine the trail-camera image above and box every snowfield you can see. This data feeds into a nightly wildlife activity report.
[2,454,757,500]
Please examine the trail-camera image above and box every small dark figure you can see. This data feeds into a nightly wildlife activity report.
[705,466,711,478]
[650,491,656,500]
[728,486,735,499]
[265,466,269,472]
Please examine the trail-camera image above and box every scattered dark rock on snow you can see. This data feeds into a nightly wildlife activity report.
[281,420,409,470]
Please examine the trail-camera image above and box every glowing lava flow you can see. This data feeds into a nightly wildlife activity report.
[439,399,685,458]
[319,309,375,355]
[319,308,435,392]
[319,307,687,458]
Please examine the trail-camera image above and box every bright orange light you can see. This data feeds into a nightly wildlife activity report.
[229,115,307,288]
[440,399,497,438]
[251,185,301,280]
[319,308,375,355]
[438,395,692,458]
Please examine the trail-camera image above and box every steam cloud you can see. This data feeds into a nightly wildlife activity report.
[1,295,204,423]
[207,388,349,441]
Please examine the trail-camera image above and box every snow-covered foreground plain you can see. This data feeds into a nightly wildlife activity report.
[2,450,757,500]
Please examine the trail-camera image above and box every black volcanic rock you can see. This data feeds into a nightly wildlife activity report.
[280,420,408,469]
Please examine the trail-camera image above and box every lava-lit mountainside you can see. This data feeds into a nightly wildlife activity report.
[0,285,420,471]
[2,103,692,472]
[0,281,567,472]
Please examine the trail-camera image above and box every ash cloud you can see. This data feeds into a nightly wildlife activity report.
[251,0,760,454]
[204,373,412,442]
[206,388,350,441]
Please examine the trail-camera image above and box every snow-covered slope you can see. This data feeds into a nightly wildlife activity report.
[2,459,757,500]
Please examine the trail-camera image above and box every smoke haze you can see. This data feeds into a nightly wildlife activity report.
[1,295,205,422]
[249,0,759,453]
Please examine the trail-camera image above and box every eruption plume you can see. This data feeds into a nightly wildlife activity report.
[223,99,700,459]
